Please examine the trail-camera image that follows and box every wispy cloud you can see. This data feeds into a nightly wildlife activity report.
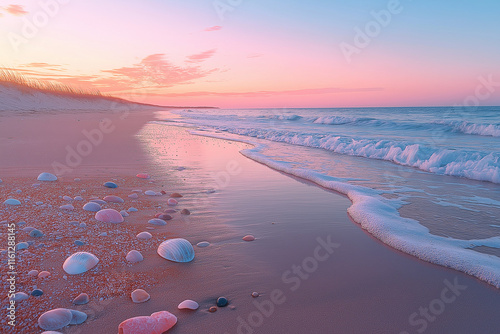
[5,4,27,16]
[204,26,222,32]
[186,49,217,63]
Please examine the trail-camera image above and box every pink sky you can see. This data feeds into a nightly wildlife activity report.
[1,1,499,108]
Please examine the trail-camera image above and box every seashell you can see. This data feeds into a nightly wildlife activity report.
[63,252,99,275]
[196,241,210,248]
[104,181,118,188]
[128,193,139,199]
[137,232,152,240]
[178,300,199,310]
[90,199,107,205]
[242,235,255,242]
[63,196,73,201]
[28,269,39,277]
[69,309,87,325]
[42,331,64,334]
[37,172,57,181]
[145,190,157,196]
[170,193,183,198]
[157,238,195,263]
[38,271,51,278]
[252,292,259,298]
[118,311,177,334]
[83,202,101,212]
[136,173,151,179]
[4,198,21,206]
[30,229,44,237]
[23,226,35,233]
[79,222,86,228]
[10,292,29,301]
[148,218,167,226]
[180,209,190,215]
[128,207,138,212]
[38,308,72,330]
[16,242,29,250]
[74,196,83,201]
[120,210,129,217]
[32,289,44,296]
[59,204,75,210]
[131,289,150,303]
[158,214,172,221]
[95,209,124,223]
[126,250,144,263]
[167,198,178,206]
[160,190,167,195]
[73,293,89,305]
[103,195,124,203]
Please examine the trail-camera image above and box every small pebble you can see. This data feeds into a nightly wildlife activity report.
[38,271,51,278]
[217,297,228,307]
[209,306,217,313]
[31,289,43,296]
[104,181,118,188]
[73,293,89,305]
[74,240,85,246]
[252,292,259,298]
[180,209,190,215]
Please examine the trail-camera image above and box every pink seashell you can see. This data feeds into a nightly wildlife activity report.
[136,173,151,179]
[118,311,177,334]
[38,271,51,278]
[137,232,152,240]
[178,299,199,310]
[167,198,178,206]
[28,270,39,277]
[126,250,143,263]
[95,209,124,223]
[170,193,183,198]
[242,235,255,242]
[103,195,124,203]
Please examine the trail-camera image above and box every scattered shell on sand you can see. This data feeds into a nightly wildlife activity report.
[128,193,139,199]
[95,209,124,223]
[128,207,138,212]
[30,229,44,238]
[4,198,21,206]
[242,235,255,242]
[63,196,73,201]
[42,331,63,334]
[126,250,144,263]
[136,173,151,179]
[170,193,183,198]
[73,293,89,305]
[83,202,101,212]
[148,218,167,226]
[28,269,39,277]
[37,172,57,182]
[38,271,51,278]
[23,226,35,233]
[10,292,29,301]
[131,289,150,303]
[252,292,259,298]
[167,198,178,206]
[118,311,177,334]
[104,181,118,188]
[137,232,152,240]
[74,240,85,246]
[59,204,75,210]
[74,196,83,201]
[63,252,99,275]
[103,195,124,203]
[38,308,72,330]
[32,289,43,296]
[90,199,107,205]
[180,209,191,215]
[157,238,195,263]
[144,190,157,196]
[164,209,177,213]
[157,214,172,221]
[196,241,210,248]
[120,210,130,217]
[16,242,29,250]
[69,309,88,325]
[178,300,199,310]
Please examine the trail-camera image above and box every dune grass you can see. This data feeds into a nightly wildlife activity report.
[0,68,107,98]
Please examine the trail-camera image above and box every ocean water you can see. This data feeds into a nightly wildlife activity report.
[157,107,500,287]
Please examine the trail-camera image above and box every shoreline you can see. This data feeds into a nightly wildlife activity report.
[1,110,500,333]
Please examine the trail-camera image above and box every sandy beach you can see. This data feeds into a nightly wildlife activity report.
[1,109,499,334]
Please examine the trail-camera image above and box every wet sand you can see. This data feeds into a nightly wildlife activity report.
[1,110,500,333]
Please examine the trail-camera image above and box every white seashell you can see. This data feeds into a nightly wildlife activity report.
[63,196,73,201]
[145,190,157,196]
[69,309,87,325]
[38,308,72,330]
[148,218,167,226]
[131,289,150,303]
[4,198,21,206]
[95,209,124,223]
[63,252,99,275]
[83,202,101,212]
[178,299,199,310]
[37,172,57,181]
[167,198,178,206]
[126,250,144,263]
[157,238,195,263]
[74,196,83,201]
[28,269,39,277]
[103,195,124,203]
[59,204,74,210]
[137,232,152,240]
[128,193,139,199]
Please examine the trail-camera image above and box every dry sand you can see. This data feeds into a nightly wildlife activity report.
[1,110,500,334]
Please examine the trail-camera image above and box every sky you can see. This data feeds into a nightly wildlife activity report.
[0,0,499,108]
